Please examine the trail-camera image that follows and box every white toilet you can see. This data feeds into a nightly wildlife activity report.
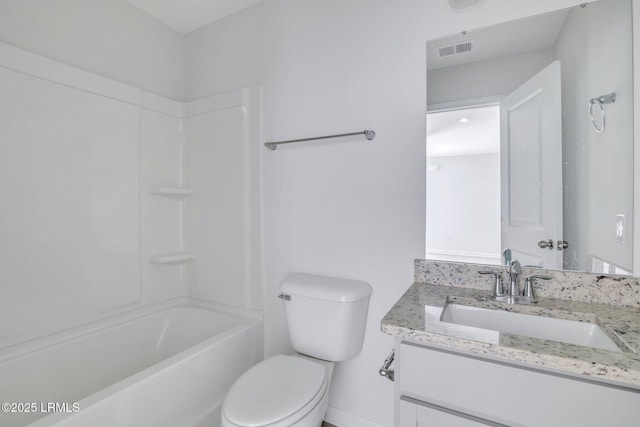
[221,273,372,427]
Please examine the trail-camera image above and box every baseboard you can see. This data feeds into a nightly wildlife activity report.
[324,406,385,427]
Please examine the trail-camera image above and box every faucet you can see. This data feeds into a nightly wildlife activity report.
[479,260,551,304]
[508,260,522,297]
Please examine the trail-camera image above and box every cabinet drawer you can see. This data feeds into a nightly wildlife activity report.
[398,341,640,426]
[400,396,506,427]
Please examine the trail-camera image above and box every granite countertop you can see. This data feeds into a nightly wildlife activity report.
[381,280,640,389]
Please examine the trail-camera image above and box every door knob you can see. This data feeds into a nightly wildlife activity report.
[557,240,569,250]
[537,239,554,249]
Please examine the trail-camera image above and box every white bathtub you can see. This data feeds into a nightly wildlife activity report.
[0,298,263,427]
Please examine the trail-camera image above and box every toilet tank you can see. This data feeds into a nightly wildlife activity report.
[279,273,372,362]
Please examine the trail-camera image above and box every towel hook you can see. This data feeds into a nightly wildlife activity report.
[589,92,616,133]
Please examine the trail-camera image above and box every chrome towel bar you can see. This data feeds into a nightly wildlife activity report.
[265,129,376,150]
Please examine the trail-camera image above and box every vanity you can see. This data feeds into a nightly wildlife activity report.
[381,260,640,426]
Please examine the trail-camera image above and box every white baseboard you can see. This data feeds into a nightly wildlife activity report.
[324,406,385,427]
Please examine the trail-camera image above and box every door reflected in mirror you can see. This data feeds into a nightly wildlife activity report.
[425,0,633,275]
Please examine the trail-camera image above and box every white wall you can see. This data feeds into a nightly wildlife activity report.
[0,0,184,100]
[556,0,634,272]
[0,40,264,353]
[184,1,588,425]
[140,108,188,305]
[0,47,267,368]
[426,154,501,262]
[184,88,264,311]
[0,0,192,352]
[0,42,189,348]
[428,48,556,106]
[0,58,139,347]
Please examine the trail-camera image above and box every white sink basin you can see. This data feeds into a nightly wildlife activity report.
[441,304,622,352]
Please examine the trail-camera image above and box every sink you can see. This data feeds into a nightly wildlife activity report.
[440,304,622,352]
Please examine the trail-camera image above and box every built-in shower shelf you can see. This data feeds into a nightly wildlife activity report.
[149,251,195,265]
[148,186,194,200]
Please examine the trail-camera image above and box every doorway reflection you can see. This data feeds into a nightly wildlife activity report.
[426,105,501,264]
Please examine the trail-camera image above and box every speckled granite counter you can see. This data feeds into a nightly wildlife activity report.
[381,260,640,389]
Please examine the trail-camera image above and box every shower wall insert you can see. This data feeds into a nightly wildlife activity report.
[0,41,264,425]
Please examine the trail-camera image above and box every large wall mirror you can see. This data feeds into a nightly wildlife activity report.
[426,0,634,275]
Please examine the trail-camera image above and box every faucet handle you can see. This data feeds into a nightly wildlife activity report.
[479,271,505,297]
[523,274,552,303]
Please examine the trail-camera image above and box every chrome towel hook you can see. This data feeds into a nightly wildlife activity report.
[589,92,616,133]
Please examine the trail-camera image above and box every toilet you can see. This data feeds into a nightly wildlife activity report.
[221,273,372,427]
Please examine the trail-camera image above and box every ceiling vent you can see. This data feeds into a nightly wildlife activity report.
[437,40,474,58]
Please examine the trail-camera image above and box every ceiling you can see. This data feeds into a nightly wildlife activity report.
[126,0,264,34]
[130,1,570,44]
[427,8,569,70]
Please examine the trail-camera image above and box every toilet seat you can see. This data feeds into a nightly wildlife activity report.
[222,354,328,427]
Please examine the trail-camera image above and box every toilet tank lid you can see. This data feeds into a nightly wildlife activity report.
[280,273,372,302]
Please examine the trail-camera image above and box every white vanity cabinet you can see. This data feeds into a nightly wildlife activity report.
[395,340,640,427]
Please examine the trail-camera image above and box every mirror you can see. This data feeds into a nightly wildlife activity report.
[425,0,633,275]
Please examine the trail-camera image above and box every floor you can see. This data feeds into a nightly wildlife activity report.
[322,423,337,427]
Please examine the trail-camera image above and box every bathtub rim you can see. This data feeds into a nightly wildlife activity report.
[0,296,263,364]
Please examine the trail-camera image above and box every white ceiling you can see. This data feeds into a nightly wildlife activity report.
[127,0,264,34]
[427,8,569,70]
[427,105,500,157]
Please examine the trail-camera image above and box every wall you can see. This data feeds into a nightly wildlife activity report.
[184,88,264,311]
[185,0,588,426]
[426,154,501,263]
[0,42,264,357]
[555,0,634,272]
[428,48,556,107]
[0,42,188,348]
[0,0,184,100]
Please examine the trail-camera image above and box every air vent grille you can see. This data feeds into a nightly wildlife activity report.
[436,40,475,58]
[455,41,473,54]
[438,45,456,57]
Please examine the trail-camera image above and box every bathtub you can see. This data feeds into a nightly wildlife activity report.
[0,298,263,427]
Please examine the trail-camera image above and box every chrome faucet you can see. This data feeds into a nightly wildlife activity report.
[508,260,522,297]
[479,261,551,304]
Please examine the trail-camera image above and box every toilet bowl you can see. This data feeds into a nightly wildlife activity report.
[221,273,372,427]
[221,354,334,427]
